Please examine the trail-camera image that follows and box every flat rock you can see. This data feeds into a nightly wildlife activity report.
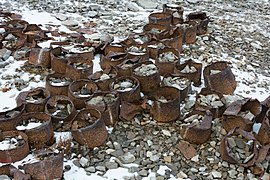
[120,152,136,164]
[136,0,157,9]
[105,162,118,169]
[0,48,12,61]
[211,171,222,178]
[187,0,200,4]
[88,11,98,18]
[62,19,79,27]
[79,157,89,167]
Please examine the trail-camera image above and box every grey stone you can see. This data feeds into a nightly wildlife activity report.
[79,157,89,167]
[0,48,12,61]
[138,169,148,177]
[72,159,81,168]
[85,166,96,173]
[120,152,136,164]
[62,19,79,27]
[105,162,118,169]
[128,166,139,173]
[88,11,98,18]
[96,165,106,172]
[136,0,157,9]
[211,171,222,178]
[0,62,8,68]
[55,13,68,21]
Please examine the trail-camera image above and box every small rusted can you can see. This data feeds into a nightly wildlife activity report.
[0,131,29,163]
[85,91,120,126]
[155,47,180,75]
[148,12,172,26]
[163,3,184,24]
[66,58,94,80]
[45,72,73,96]
[150,86,180,122]
[16,87,51,113]
[71,108,108,148]
[28,47,51,68]
[0,104,25,131]
[203,61,236,95]
[180,110,212,144]
[132,61,161,95]
[16,112,54,148]
[110,76,141,103]
[100,52,127,70]
[188,12,210,35]
[68,79,97,109]
[89,68,117,91]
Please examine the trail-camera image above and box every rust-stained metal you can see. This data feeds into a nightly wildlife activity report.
[110,76,141,103]
[100,51,127,70]
[0,165,31,180]
[177,21,198,44]
[65,57,94,80]
[125,43,149,61]
[5,19,28,33]
[121,33,151,46]
[16,112,54,149]
[0,131,29,163]
[155,47,180,75]
[195,88,226,118]
[180,110,212,144]
[85,91,120,126]
[203,61,237,95]
[163,3,184,24]
[174,59,202,87]
[16,87,51,113]
[45,72,72,96]
[256,95,270,123]
[71,108,108,148]
[219,128,258,167]
[147,41,167,59]
[150,86,180,122]
[148,12,172,26]
[0,104,25,131]
[28,47,51,68]
[116,57,142,77]
[162,73,191,102]
[23,24,46,43]
[50,47,69,74]
[45,95,77,131]
[222,98,261,132]
[161,27,184,54]
[68,79,97,109]
[188,12,210,35]
[89,67,117,91]
[119,100,145,121]
[132,61,160,95]
[256,117,270,146]
[103,42,125,56]
[143,23,170,40]
[19,150,64,180]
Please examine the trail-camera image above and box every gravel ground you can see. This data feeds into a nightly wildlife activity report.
[0,0,270,179]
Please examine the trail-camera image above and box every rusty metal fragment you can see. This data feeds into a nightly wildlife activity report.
[155,47,180,75]
[89,68,117,91]
[143,23,170,40]
[162,73,191,102]
[220,128,258,167]
[71,108,108,148]
[16,87,51,113]
[150,86,180,122]
[19,149,64,180]
[256,117,270,145]
[148,12,172,26]
[163,3,184,24]
[66,57,94,80]
[100,51,127,70]
[16,112,54,148]
[110,76,141,103]
[45,95,77,131]
[50,47,69,73]
[203,61,237,95]
[188,12,210,35]
[161,27,184,54]
[177,140,197,160]
[68,79,97,109]
[0,131,29,163]
[0,165,30,180]
[116,57,142,77]
[0,104,25,131]
[180,110,212,144]
[176,21,198,44]
[103,42,125,56]
[222,98,261,132]
[256,95,270,123]
[126,43,149,61]
[28,47,51,68]
[45,72,72,96]
[85,91,120,126]
[174,59,202,86]
[195,88,226,118]
[132,61,160,95]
